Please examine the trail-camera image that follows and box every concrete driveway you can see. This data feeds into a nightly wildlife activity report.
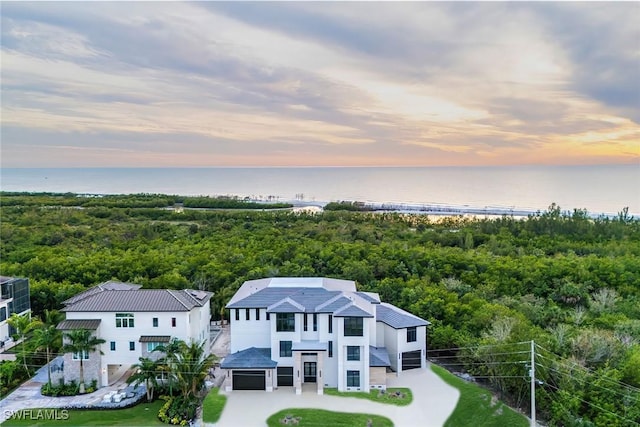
[211,364,459,427]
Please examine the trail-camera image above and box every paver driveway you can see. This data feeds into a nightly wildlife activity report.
[211,364,459,427]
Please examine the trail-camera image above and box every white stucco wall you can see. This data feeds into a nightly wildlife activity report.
[337,317,369,392]
[229,308,271,353]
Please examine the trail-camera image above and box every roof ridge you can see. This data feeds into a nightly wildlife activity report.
[315,292,344,311]
[166,289,190,310]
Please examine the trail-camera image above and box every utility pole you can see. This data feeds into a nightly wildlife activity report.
[530,340,536,427]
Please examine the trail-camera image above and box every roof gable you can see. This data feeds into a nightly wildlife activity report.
[376,303,430,328]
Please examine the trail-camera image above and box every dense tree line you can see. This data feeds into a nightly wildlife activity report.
[0,194,638,425]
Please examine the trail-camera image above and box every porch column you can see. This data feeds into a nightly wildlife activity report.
[294,352,302,395]
[316,352,324,395]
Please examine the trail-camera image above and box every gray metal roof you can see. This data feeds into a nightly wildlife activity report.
[139,335,171,343]
[62,289,213,312]
[227,287,342,312]
[369,346,391,367]
[376,303,430,329]
[266,300,302,313]
[334,304,374,318]
[316,296,352,313]
[56,319,101,330]
[63,281,142,305]
[220,347,277,369]
[292,341,327,351]
[355,292,381,304]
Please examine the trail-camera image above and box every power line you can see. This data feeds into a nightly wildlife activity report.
[534,343,640,392]
[543,380,638,425]
[535,362,639,404]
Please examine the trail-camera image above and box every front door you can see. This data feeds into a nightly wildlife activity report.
[303,362,317,383]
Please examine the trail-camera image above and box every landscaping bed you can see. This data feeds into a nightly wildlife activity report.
[267,408,393,427]
[323,387,412,406]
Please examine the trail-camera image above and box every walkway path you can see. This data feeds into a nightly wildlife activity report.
[0,362,141,422]
[210,365,459,427]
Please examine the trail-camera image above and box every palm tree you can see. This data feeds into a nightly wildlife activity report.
[127,357,160,402]
[32,323,61,388]
[7,312,40,373]
[154,338,184,396]
[42,309,64,327]
[61,328,106,394]
[172,340,217,400]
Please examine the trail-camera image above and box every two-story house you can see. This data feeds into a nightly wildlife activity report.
[57,281,212,388]
[0,276,31,349]
[221,277,430,394]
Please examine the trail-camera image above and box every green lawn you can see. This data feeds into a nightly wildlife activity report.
[202,387,227,423]
[324,387,412,406]
[267,408,393,427]
[2,401,165,426]
[431,364,529,427]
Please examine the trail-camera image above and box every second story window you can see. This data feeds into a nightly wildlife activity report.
[344,317,363,337]
[115,313,134,328]
[279,340,292,357]
[256,308,260,320]
[266,312,270,321]
[328,315,333,333]
[235,309,239,321]
[171,317,176,327]
[246,308,250,321]
[328,341,333,358]
[407,327,417,342]
[313,314,318,332]
[276,313,295,332]
[347,346,360,361]
[152,317,158,327]
[304,314,308,331]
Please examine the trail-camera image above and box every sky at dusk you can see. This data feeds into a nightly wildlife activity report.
[1,1,639,167]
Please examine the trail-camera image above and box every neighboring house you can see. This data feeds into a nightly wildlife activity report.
[0,276,31,348]
[57,281,213,388]
[222,277,430,394]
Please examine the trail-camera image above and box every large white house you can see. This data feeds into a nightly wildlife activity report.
[222,277,430,394]
[57,281,212,388]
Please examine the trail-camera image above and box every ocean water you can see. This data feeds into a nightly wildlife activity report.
[1,165,638,216]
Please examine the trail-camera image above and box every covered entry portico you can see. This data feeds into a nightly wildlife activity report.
[292,341,326,395]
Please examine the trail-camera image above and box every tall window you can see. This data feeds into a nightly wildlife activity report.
[171,317,176,327]
[328,315,333,333]
[328,341,333,358]
[407,327,417,342]
[147,342,162,352]
[279,341,293,357]
[313,314,318,332]
[115,313,134,328]
[303,314,308,331]
[347,346,360,361]
[344,317,363,336]
[235,309,239,321]
[152,317,158,327]
[129,341,135,351]
[110,341,116,351]
[245,308,250,320]
[276,313,295,332]
[347,370,360,387]
[73,350,89,360]
[266,312,270,321]
[256,308,260,321]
